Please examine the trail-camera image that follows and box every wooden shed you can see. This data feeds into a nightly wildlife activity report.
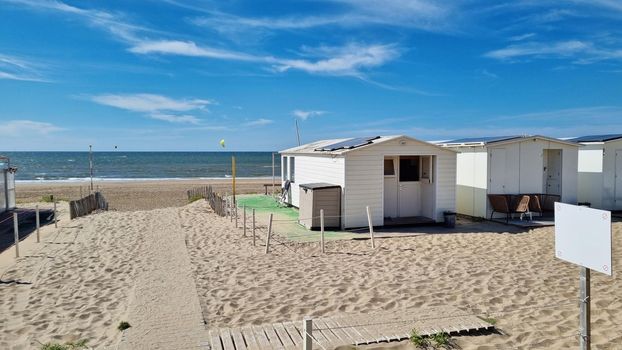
[0,156,16,214]
[280,135,457,229]
[569,134,622,210]
[438,135,579,219]
[298,183,341,229]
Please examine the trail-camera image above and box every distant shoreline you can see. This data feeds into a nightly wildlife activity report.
[16,176,275,185]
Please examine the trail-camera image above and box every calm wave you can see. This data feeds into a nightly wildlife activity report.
[2,152,281,182]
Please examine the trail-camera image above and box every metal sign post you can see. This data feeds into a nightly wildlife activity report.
[555,202,612,350]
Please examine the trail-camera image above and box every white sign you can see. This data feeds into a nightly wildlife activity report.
[555,202,612,276]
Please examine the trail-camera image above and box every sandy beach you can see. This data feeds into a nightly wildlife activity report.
[1,191,621,349]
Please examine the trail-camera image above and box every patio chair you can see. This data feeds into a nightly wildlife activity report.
[488,194,530,223]
[528,194,543,217]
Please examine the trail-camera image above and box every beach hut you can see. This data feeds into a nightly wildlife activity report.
[437,136,579,219]
[0,156,16,213]
[279,135,457,229]
[569,134,622,210]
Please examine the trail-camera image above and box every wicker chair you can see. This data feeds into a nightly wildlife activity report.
[488,194,531,222]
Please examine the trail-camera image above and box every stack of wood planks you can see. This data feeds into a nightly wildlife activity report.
[187,185,227,217]
[69,192,109,219]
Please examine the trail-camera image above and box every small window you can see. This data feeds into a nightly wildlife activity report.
[384,159,395,176]
[289,157,295,182]
[282,156,288,180]
[399,156,420,182]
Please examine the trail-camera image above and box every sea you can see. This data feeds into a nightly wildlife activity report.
[2,152,280,182]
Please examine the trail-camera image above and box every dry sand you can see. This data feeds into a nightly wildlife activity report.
[15,178,268,211]
[1,198,621,349]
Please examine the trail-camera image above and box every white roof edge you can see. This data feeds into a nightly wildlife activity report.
[279,135,457,155]
[440,135,579,148]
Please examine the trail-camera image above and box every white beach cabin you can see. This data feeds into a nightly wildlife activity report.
[437,136,579,219]
[0,156,16,214]
[279,135,457,229]
[569,134,622,210]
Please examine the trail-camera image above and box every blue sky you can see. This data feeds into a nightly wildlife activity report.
[1,0,621,151]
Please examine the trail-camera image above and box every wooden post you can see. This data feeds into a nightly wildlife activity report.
[252,209,256,246]
[35,205,40,243]
[580,267,591,350]
[303,317,313,350]
[54,200,58,228]
[235,204,238,228]
[89,144,94,193]
[232,156,236,204]
[265,213,273,254]
[243,205,247,237]
[13,212,19,258]
[366,205,375,249]
[272,152,275,196]
[320,209,325,254]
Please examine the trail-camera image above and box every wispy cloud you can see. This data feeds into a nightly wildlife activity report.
[484,40,622,63]
[149,113,201,124]
[509,33,536,41]
[90,93,213,113]
[0,53,49,82]
[0,120,63,135]
[292,110,327,120]
[244,118,273,127]
[491,106,622,122]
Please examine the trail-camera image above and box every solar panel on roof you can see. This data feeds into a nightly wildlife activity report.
[315,136,381,151]
[444,135,521,144]
[570,134,622,143]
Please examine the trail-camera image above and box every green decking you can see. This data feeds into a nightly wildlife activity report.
[235,194,360,242]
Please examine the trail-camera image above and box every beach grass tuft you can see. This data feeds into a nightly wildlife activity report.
[117,321,131,331]
[39,339,88,350]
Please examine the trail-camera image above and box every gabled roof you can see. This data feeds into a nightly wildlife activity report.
[439,135,578,148]
[280,135,454,155]
[568,134,622,143]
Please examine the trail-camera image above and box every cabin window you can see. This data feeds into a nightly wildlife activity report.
[399,156,420,182]
[384,159,395,176]
[289,157,296,182]
[282,156,288,181]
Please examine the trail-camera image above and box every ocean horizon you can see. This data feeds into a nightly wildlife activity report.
[3,151,281,182]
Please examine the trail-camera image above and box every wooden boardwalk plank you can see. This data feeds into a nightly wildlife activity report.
[262,324,285,349]
[332,316,366,345]
[273,323,295,348]
[282,321,303,345]
[231,328,247,350]
[314,318,342,347]
[252,325,272,350]
[209,329,224,350]
[241,326,260,350]
[322,317,351,343]
[220,328,236,350]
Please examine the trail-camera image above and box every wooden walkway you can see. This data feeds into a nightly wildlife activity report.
[208,306,494,349]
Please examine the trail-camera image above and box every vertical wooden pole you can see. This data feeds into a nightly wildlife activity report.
[243,205,246,236]
[13,212,19,258]
[366,205,375,249]
[54,200,58,228]
[272,152,275,196]
[232,156,236,204]
[235,204,238,228]
[303,317,313,350]
[265,213,273,254]
[580,267,591,350]
[252,209,256,246]
[35,205,40,243]
[320,209,325,254]
[89,144,94,193]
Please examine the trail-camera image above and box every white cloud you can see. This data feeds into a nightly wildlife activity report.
[128,40,258,61]
[484,40,622,63]
[244,118,273,127]
[274,43,400,76]
[90,93,213,113]
[492,106,622,122]
[292,110,327,120]
[0,120,63,135]
[0,53,49,82]
[509,33,536,41]
[149,113,201,124]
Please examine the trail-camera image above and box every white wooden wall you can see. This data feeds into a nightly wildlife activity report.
[281,155,345,209]
[343,138,456,228]
[603,138,622,210]
[577,144,605,208]
[455,149,488,217]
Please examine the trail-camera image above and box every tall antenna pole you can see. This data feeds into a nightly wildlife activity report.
[295,119,301,146]
[89,145,93,193]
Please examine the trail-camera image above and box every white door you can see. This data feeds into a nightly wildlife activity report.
[615,150,622,209]
[545,149,562,196]
[398,156,421,217]
[383,157,398,218]
[489,149,507,193]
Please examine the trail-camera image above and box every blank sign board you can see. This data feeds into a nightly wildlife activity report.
[555,202,612,276]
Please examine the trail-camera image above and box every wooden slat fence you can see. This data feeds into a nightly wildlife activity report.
[187,185,227,217]
[69,192,109,220]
